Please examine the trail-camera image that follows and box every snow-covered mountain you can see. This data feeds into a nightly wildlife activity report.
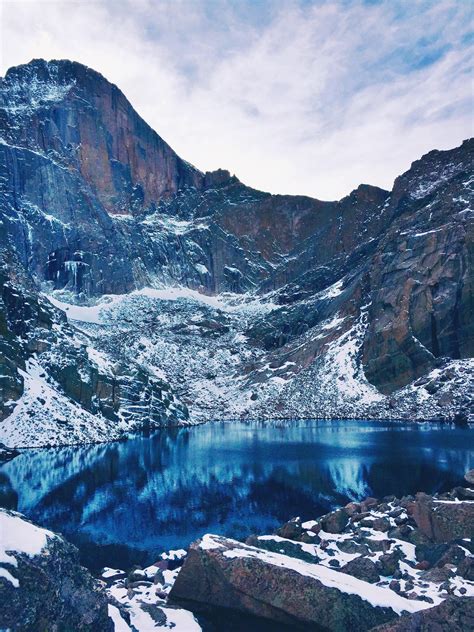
[0,59,472,447]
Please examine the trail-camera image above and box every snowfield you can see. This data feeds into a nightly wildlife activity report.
[1,275,472,449]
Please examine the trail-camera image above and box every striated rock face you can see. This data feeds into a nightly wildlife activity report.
[0,509,113,631]
[0,58,473,444]
[362,140,474,393]
[0,59,203,211]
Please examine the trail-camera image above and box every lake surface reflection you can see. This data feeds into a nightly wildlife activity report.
[0,420,471,570]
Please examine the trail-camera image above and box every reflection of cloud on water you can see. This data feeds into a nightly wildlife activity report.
[326,459,373,500]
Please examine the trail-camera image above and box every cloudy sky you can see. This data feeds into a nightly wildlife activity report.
[1,0,473,199]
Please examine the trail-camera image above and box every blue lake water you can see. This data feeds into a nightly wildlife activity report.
[0,420,472,571]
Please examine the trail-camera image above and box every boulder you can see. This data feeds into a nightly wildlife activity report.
[0,510,112,631]
[436,544,466,567]
[276,517,305,541]
[373,518,391,532]
[454,487,474,500]
[370,596,474,631]
[341,557,380,583]
[345,502,361,516]
[457,557,474,582]
[420,567,454,583]
[410,493,474,542]
[378,549,405,576]
[336,540,369,556]
[360,498,379,512]
[170,534,429,632]
[464,470,474,486]
[360,517,391,532]
[415,543,449,566]
[321,508,350,534]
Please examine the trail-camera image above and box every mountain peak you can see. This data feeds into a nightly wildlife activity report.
[0,60,472,439]
[1,58,204,211]
[3,58,108,86]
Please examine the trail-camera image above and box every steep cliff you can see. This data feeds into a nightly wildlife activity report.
[0,59,472,445]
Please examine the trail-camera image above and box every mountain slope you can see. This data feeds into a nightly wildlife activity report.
[0,59,472,446]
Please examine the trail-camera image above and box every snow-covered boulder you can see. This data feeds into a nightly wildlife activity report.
[409,492,474,542]
[170,534,421,630]
[170,486,474,631]
[0,509,113,631]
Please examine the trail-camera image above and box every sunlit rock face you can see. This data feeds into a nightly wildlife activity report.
[0,59,203,210]
[0,59,394,299]
[0,58,473,444]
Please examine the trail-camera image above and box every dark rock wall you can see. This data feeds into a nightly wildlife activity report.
[363,140,473,392]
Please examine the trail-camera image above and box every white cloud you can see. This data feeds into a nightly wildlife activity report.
[1,0,472,199]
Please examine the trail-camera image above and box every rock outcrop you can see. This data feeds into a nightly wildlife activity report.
[0,509,113,631]
[171,534,403,631]
[2,488,471,631]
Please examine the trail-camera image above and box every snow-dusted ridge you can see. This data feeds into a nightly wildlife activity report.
[1,64,472,449]
[0,358,122,448]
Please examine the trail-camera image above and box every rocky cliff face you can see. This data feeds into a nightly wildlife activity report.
[0,59,472,446]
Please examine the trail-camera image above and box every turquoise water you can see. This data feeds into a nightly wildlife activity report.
[0,420,471,570]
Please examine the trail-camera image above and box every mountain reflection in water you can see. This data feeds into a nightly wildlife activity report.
[0,420,471,570]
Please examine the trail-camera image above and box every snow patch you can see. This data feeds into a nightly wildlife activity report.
[0,510,56,587]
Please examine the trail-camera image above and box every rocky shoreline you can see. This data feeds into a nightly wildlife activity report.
[1,472,473,631]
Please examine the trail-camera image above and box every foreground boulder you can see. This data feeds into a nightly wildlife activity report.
[371,596,474,631]
[170,534,432,631]
[409,492,474,542]
[170,483,474,631]
[0,509,113,631]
